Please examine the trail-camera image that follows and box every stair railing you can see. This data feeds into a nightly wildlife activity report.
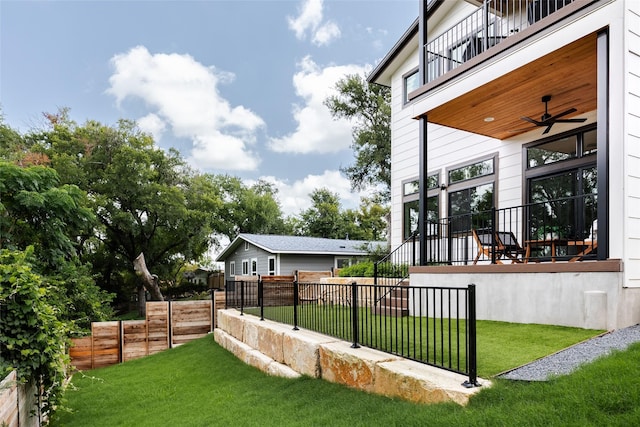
[374,232,418,305]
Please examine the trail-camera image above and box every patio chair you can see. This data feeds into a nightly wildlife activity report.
[495,231,527,263]
[472,229,503,264]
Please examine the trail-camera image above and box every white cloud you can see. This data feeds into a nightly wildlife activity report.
[106,46,264,171]
[269,56,368,154]
[137,113,167,142]
[288,0,341,46]
[260,170,363,216]
[312,21,341,46]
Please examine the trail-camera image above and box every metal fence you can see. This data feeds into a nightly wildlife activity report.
[225,279,478,387]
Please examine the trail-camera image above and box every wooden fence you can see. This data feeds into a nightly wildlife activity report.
[70,293,225,370]
[0,371,40,427]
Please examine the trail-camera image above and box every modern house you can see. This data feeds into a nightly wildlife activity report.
[368,0,640,329]
[216,233,385,281]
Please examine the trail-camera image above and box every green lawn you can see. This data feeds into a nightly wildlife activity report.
[51,321,640,426]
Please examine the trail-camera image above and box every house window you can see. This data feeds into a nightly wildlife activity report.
[447,156,496,232]
[403,68,419,104]
[242,259,249,275]
[336,257,355,269]
[525,126,597,244]
[244,241,249,251]
[229,261,236,277]
[251,258,258,276]
[267,256,276,276]
[402,174,439,239]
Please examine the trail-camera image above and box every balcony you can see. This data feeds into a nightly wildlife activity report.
[424,0,576,85]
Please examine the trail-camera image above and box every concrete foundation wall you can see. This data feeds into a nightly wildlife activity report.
[410,270,640,330]
[214,309,488,405]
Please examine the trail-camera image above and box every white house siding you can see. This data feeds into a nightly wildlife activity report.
[624,1,640,287]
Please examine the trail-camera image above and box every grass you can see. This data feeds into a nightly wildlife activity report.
[242,306,603,377]
[51,330,640,427]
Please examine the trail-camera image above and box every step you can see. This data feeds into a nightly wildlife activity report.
[372,305,409,317]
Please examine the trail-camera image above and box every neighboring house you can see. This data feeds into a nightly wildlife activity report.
[368,0,640,329]
[216,234,385,281]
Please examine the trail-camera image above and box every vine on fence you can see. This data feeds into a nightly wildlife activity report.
[0,248,69,419]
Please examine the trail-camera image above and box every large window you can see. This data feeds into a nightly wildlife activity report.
[525,126,597,244]
[402,174,439,239]
[447,156,496,232]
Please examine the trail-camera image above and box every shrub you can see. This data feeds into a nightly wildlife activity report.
[0,248,69,418]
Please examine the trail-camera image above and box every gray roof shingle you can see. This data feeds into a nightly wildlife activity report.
[216,233,386,261]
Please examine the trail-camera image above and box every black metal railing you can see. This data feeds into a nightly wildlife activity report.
[423,193,598,265]
[225,278,478,386]
[424,0,574,84]
[373,233,419,302]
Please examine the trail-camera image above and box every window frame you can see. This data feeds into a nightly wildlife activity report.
[229,261,236,277]
[242,259,249,276]
[267,256,276,276]
[402,67,419,105]
[402,173,440,239]
[251,258,258,276]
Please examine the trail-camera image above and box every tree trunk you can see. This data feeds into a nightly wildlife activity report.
[133,252,164,303]
[137,284,146,317]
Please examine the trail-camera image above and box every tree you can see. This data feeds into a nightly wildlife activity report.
[294,189,388,241]
[325,74,391,201]
[207,175,287,238]
[28,116,219,312]
[0,160,113,329]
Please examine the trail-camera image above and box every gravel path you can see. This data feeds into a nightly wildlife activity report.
[498,323,640,381]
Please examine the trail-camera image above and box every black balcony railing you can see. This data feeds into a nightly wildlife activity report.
[225,278,479,387]
[424,193,598,265]
[424,0,574,84]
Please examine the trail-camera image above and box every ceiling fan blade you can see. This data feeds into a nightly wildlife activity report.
[521,116,543,126]
[554,118,588,123]
[548,108,577,121]
[542,124,553,134]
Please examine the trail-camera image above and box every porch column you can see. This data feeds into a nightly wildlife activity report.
[596,29,608,260]
[419,116,428,266]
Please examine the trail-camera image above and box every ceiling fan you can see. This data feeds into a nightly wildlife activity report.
[519,95,587,134]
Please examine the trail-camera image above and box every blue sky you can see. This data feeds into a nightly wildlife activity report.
[1,0,417,215]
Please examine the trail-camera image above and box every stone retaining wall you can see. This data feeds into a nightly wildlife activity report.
[214,309,488,405]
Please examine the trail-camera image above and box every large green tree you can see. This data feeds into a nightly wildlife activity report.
[26,115,220,310]
[294,188,388,241]
[324,74,391,201]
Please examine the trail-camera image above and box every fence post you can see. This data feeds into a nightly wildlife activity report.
[373,263,378,305]
[168,298,173,349]
[293,280,299,331]
[240,280,245,316]
[118,320,123,363]
[210,289,215,330]
[351,282,360,348]
[259,277,264,321]
[463,284,478,388]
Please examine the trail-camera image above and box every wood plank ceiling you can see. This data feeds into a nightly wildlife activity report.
[424,33,597,140]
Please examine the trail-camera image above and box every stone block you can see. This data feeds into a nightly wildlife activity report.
[282,330,337,378]
[318,342,400,392]
[373,360,484,405]
[217,310,245,341]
